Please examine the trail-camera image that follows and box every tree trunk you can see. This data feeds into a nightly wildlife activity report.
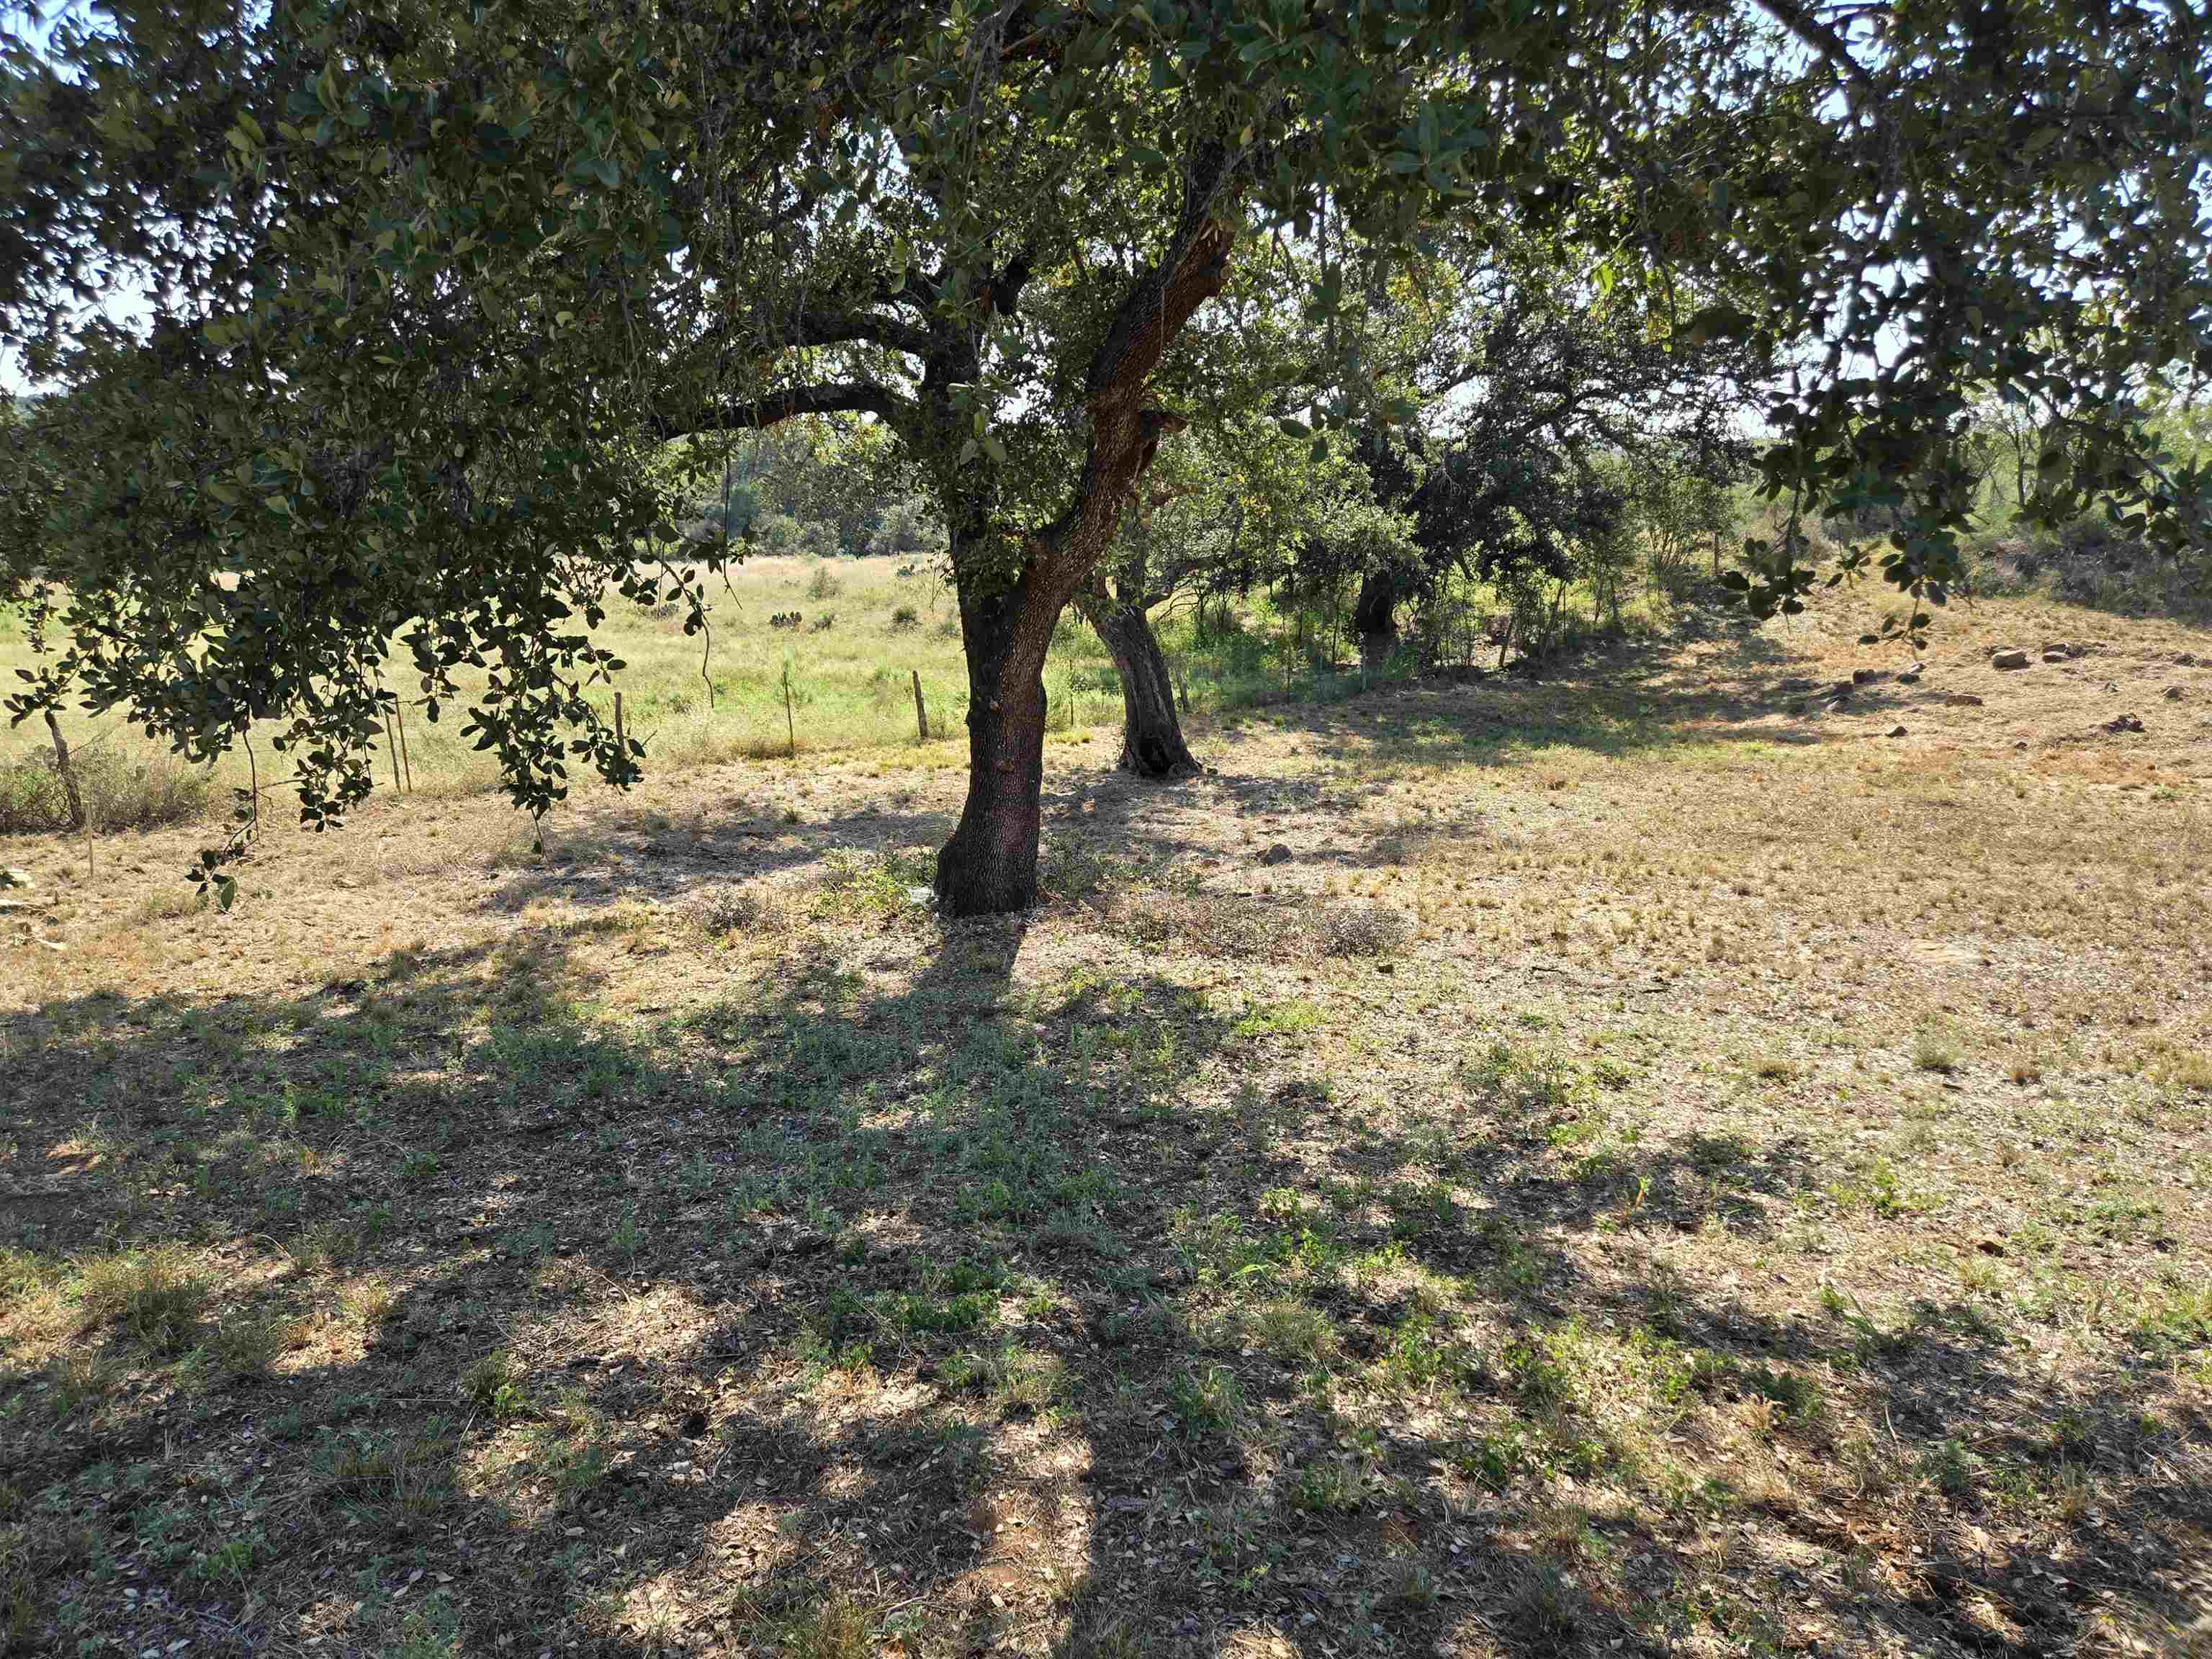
[45,711,86,832]
[935,554,1056,916]
[1352,571,1401,669]
[1082,590,1197,778]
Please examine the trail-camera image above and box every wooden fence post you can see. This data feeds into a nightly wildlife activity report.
[381,706,405,793]
[393,698,416,792]
[912,670,928,742]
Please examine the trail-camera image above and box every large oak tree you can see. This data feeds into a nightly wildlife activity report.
[3,0,2205,912]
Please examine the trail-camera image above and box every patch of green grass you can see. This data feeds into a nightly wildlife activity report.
[1164,1365,1242,1440]
[770,1593,874,1659]
[461,1349,532,1420]
[1827,1156,1916,1218]
[1912,1022,1964,1074]
[212,1307,307,1380]
[1242,1298,1340,1367]
[1288,1460,1363,1514]
[1231,999,1323,1039]
[1456,1426,1533,1490]
[526,1390,615,1501]
[1920,1436,1980,1500]
[941,1343,1067,1413]
[811,848,935,921]
[313,1424,458,1531]
[1465,1040,1582,1114]
[76,1247,209,1352]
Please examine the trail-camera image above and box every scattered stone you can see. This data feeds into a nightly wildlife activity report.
[1991,649,2031,670]
[1830,680,1854,698]
[1852,667,1885,685]
[1944,693,1984,708]
[2041,649,2069,664]
[1886,725,1908,738]
[2104,713,2145,734]
[1898,670,1922,685]
[1258,842,1293,867]
[0,869,30,889]
[2043,641,2075,658]
[2177,652,2200,667]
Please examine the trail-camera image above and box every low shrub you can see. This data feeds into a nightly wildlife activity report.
[0,746,214,835]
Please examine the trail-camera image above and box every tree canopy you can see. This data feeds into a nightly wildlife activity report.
[3,0,2206,910]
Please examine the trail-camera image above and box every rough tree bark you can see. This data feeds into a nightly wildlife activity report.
[934,545,1056,914]
[1352,570,1403,669]
[1079,583,1197,777]
[932,204,1234,914]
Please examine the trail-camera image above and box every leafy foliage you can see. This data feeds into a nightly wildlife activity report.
[2,0,2204,905]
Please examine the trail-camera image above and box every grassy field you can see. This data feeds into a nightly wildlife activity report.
[2,553,1527,835]
[3,587,2210,1658]
[0,557,992,831]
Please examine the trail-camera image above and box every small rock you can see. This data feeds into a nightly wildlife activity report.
[1898,670,1923,685]
[1258,843,1292,867]
[2041,650,2069,664]
[1852,668,1884,685]
[0,869,30,889]
[2043,641,2074,658]
[2103,713,2144,734]
[1944,693,1984,708]
[1992,649,2031,670]
[2176,652,2200,667]
[1830,680,1855,698]
[1886,725,1907,738]
[2164,686,2186,701]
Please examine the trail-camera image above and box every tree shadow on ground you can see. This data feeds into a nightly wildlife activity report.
[3,911,2206,1657]
[429,621,1851,932]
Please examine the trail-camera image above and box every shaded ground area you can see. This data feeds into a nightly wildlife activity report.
[4,592,2210,1658]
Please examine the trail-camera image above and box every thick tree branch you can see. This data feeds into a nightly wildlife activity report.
[1012,140,1238,606]
[790,307,935,358]
[1755,0,1879,101]
[650,381,914,440]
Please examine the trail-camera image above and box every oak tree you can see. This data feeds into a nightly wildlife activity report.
[4,0,2205,912]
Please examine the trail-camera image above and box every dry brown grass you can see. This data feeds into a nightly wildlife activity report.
[1,591,2208,1658]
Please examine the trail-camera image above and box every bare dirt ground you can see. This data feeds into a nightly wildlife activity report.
[4,593,2209,1659]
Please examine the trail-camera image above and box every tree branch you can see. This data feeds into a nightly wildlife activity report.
[1755,0,1879,102]
[651,382,914,440]
[789,308,935,359]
